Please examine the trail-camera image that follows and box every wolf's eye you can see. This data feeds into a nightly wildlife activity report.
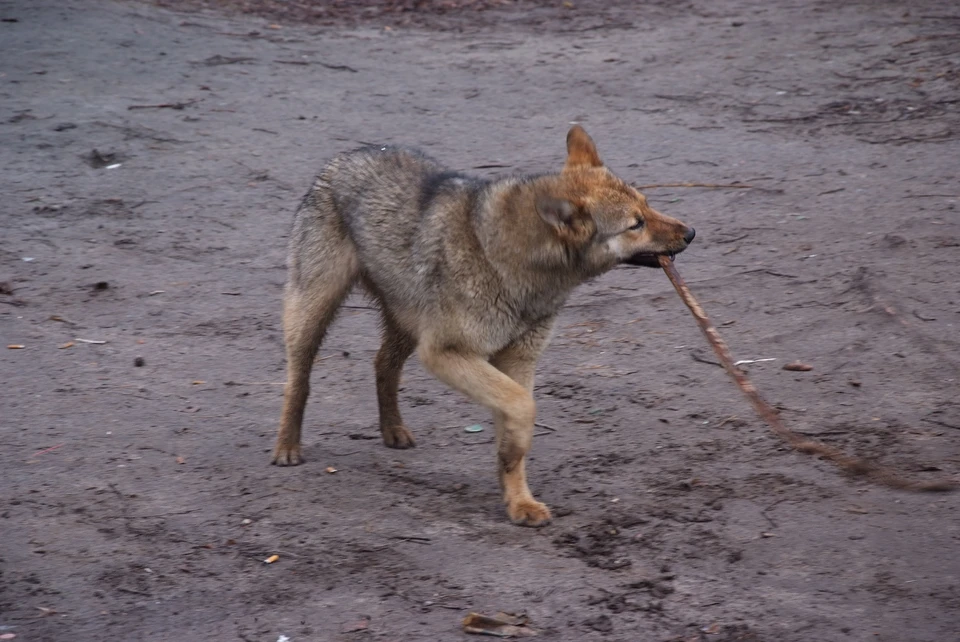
[628,219,644,230]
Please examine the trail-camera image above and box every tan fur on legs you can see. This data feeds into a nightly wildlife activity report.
[418,339,546,527]
[272,247,358,466]
[490,322,554,526]
[375,318,417,449]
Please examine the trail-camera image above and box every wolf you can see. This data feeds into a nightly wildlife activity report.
[271,125,695,526]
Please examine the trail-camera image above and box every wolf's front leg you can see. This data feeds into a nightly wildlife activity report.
[492,410,549,526]
[490,324,553,526]
[418,328,551,527]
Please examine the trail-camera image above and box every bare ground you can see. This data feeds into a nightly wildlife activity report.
[2,0,960,640]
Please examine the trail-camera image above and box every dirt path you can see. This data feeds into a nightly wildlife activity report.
[2,1,959,640]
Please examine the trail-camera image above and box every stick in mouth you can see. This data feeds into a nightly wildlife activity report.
[657,255,956,492]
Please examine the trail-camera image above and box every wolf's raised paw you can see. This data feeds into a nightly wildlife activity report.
[507,499,552,527]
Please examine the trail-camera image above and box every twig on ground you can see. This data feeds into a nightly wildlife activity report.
[741,268,798,278]
[922,417,960,431]
[31,443,65,457]
[389,535,432,544]
[690,351,723,368]
[635,182,753,190]
[128,100,197,110]
[851,267,960,373]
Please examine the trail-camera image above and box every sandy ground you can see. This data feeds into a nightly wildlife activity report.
[2,0,960,640]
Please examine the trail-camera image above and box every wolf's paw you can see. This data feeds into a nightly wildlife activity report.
[382,425,416,449]
[271,444,304,466]
[507,499,552,527]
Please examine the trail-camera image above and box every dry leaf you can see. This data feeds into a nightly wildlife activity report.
[463,612,538,637]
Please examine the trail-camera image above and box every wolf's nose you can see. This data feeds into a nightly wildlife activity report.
[684,227,696,244]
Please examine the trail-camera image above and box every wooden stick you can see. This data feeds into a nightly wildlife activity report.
[658,255,956,492]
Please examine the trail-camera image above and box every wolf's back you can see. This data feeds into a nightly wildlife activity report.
[293,146,484,311]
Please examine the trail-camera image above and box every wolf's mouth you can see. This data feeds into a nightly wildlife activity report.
[622,249,679,268]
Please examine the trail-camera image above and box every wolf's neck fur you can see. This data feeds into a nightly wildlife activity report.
[472,175,585,316]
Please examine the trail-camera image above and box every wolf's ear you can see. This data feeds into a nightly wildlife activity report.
[565,125,603,169]
[536,196,577,228]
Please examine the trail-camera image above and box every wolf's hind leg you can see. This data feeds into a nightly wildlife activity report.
[272,213,358,466]
[375,318,417,449]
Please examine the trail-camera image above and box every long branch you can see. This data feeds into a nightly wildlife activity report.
[658,255,955,492]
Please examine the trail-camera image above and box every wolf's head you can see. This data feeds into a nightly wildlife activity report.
[532,125,695,275]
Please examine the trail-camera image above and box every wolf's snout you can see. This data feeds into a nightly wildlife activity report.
[683,227,696,244]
